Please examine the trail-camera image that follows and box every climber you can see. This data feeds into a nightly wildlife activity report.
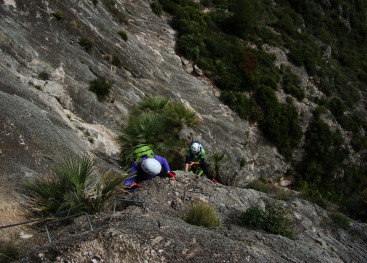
[184,141,218,184]
[124,144,175,189]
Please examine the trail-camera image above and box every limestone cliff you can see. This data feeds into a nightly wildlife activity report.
[1,1,366,262]
[0,0,285,226]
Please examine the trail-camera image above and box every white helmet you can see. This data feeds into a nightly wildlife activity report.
[191,142,201,154]
[141,158,161,176]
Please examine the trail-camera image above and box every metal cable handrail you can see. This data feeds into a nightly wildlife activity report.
[0,203,84,230]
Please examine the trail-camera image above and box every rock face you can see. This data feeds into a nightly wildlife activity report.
[1,1,366,262]
[0,0,286,227]
[26,174,367,263]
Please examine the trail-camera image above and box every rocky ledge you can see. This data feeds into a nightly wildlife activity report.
[23,173,367,263]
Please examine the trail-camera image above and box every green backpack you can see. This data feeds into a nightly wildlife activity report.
[132,144,154,163]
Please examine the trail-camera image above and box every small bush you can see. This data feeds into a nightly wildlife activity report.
[247,179,293,201]
[112,55,122,67]
[220,91,263,122]
[282,68,305,101]
[52,11,64,21]
[23,155,127,215]
[340,191,367,222]
[240,204,294,238]
[102,0,128,24]
[118,30,128,41]
[38,71,50,81]
[256,26,282,46]
[91,0,98,6]
[184,202,221,228]
[299,184,328,209]
[78,37,94,52]
[89,77,113,101]
[329,212,351,230]
[247,179,272,193]
[151,1,163,16]
[208,152,228,181]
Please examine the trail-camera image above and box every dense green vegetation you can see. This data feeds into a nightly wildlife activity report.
[240,204,295,238]
[89,76,113,101]
[329,212,351,230]
[157,0,367,221]
[158,0,302,160]
[78,37,94,52]
[102,0,128,24]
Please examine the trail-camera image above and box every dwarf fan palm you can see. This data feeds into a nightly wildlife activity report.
[131,96,169,115]
[23,155,126,215]
[164,102,200,128]
[119,96,200,169]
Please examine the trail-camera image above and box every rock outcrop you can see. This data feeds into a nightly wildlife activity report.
[1,0,286,227]
[25,174,367,263]
[1,1,367,262]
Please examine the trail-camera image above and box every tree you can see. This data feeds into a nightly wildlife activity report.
[228,0,260,38]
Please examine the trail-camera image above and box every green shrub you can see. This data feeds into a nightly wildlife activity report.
[102,0,128,24]
[78,37,94,52]
[240,204,294,238]
[247,179,272,194]
[273,8,302,36]
[220,91,263,122]
[282,68,305,101]
[327,97,346,118]
[208,152,228,181]
[89,76,113,101]
[176,34,202,60]
[351,134,367,152]
[23,155,127,215]
[296,117,349,201]
[112,55,122,67]
[298,184,328,209]
[226,0,260,38]
[118,30,128,41]
[247,178,293,201]
[313,106,327,118]
[184,202,221,228]
[91,0,98,6]
[151,1,163,16]
[329,212,351,230]
[38,71,50,81]
[256,86,302,159]
[51,11,64,21]
[256,26,282,46]
[340,190,367,222]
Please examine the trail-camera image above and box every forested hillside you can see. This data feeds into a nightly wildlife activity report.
[153,0,367,221]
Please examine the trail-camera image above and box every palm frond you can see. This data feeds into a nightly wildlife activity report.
[131,96,169,115]
[164,103,200,128]
[119,112,167,145]
[23,154,125,215]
